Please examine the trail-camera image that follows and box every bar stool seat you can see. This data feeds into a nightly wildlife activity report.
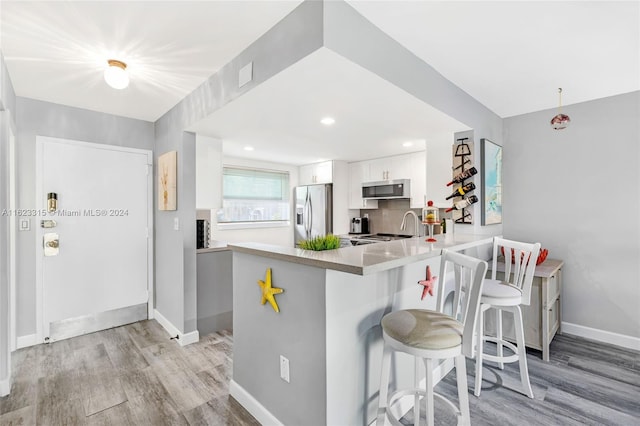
[480,279,522,306]
[376,250,487,426]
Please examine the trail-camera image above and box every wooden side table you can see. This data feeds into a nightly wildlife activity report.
[485,259,564,361]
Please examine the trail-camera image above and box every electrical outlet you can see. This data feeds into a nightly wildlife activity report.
[280,355,290,383]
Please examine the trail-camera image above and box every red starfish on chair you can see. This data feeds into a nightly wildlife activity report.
[418,265,437,300]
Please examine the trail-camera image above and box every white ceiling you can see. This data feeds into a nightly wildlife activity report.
[1,1,638,164]
[188,48,470,165]
[0,0,303,121]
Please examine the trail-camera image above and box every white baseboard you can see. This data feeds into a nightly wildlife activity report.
[0,377,10,397]
[17,334,38,349]
[230,380,283,426]
[562,322,640,351]
[153,309,199,347]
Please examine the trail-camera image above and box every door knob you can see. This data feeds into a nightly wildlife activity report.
[44,232,59,256]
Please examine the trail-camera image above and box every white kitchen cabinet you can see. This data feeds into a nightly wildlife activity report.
[367,155,410,182]
[299,160,333,185]
[348,152,425,209]
[348,161,378,209]
[409,151,427,209]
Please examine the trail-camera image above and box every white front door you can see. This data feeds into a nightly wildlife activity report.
[36,137,152,342]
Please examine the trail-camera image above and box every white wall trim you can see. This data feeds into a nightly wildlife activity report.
[16,334,38,349]
[229,380,283,426]
[153,309,199,347]
[0,378,10,397]
[562,322,640,351]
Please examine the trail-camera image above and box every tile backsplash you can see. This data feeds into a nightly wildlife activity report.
[360,199,422,235]
[360,199,444,236]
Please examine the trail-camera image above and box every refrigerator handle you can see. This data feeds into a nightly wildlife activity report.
[307,193,313,236]
[304,192,311,236]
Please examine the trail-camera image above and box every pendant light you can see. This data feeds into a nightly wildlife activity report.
[550,88,570,130]
[104,59,129,90]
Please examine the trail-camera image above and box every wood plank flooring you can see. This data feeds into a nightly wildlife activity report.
[0,320,259,426]
[401,334,640,426]
[1,320,638,425]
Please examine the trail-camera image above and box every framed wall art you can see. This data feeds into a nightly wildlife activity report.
[480,139,502,225]
[158,150,177,211]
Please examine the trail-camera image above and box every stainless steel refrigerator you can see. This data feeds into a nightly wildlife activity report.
[294,183,333,247]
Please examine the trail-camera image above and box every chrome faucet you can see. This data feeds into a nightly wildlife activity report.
[400,210,420,237]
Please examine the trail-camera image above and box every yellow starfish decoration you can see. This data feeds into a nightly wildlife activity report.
[258,268,284,313]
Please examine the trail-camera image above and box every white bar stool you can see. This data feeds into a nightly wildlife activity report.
[376,250,488,426]
[474,236,541,398]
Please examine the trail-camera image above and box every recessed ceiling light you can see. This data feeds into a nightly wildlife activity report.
[402,141,414,147]
[320,117,335,126]
[104,59,129,90]
[243,146,254,151]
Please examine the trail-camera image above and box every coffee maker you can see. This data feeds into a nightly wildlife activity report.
[350,217,369,234]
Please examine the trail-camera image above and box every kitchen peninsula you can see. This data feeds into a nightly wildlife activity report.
[228,233,493,425]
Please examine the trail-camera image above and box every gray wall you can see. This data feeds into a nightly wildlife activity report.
[0,50,17,393]
[503,91,640,340]
[232,252,327,425]
[153,0,323,334]
[15,97,154,338]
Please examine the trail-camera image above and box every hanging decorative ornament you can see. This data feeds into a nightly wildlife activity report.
[550,88,570,130]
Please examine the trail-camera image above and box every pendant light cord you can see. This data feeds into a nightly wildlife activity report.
[558,88,563,112]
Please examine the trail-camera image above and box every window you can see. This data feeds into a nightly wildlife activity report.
[218,166,290,224]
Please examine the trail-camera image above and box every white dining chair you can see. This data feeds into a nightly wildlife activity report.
[376,250,488,426]
[474,236,541,398]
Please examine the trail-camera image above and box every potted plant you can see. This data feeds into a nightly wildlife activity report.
[298,234,341,251]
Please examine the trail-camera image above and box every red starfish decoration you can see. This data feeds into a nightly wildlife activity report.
[417,265,437,300]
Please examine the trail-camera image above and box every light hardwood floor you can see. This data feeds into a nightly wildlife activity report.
[0,320,259,425]
[1,320,638,425]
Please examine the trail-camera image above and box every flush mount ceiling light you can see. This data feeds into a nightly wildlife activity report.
[243,146,255,151]
[320,117,335,126]
[550,87,570,130]
[104,59,129,90]
[402,141,414,147]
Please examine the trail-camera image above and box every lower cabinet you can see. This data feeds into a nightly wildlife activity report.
[484,259,563,361]
[197,249,233,335]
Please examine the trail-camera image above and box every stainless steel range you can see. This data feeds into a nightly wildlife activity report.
[349,233,413,246]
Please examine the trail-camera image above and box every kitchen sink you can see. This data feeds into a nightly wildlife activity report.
[350,233,414,245]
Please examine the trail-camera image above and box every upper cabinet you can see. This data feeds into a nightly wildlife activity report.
[299,160,334,185]
[348,161,378,209]
[367,155,407,182]
[348,152,426,210]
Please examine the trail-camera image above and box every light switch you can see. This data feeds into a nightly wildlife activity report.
[20,219,30,231]
[174,217,180,231]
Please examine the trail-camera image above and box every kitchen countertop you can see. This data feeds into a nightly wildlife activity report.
[228,233,493,275]
[196,240,230,253]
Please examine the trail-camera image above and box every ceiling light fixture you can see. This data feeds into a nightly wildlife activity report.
[402,141,414,147]
[550,88,570,130]
[320,117,335,126]
[243,146,254,151]
[104,59,129,90]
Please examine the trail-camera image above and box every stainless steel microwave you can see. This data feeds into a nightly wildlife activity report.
[362,179,411,200]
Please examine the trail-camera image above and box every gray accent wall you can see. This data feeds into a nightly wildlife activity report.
[232,252,327,425]
[153,0,324,334]
[15,98,154,337]
[503,91,640,339]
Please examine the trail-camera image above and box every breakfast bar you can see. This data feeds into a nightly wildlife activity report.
[228,233,493,425]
